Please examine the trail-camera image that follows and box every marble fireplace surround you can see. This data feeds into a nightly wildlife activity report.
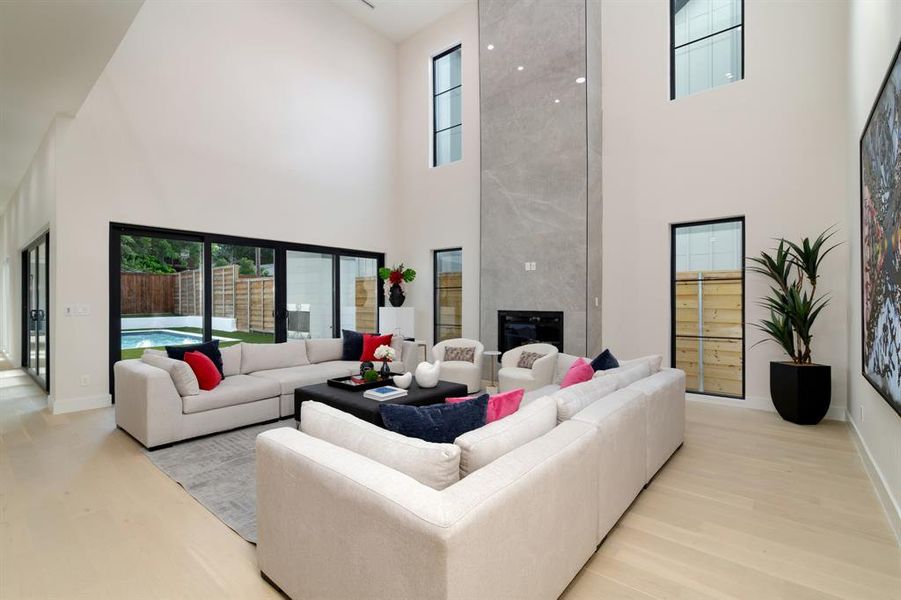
[478,0,602,357]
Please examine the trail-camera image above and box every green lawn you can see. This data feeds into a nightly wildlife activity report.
[119,327,274,360]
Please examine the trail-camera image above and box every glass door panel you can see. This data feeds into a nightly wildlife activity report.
[339,256,378,334]
[286,251,333,340]
[434,249,463,343]
[119,234,204,359]
[23,234,48,389]
[36,240,47,377]
[211,243,276,346]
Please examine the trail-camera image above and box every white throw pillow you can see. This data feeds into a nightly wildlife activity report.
[619,354,663,374]
[304,338,343,364]
[141,351,200,397]
[554,376,618,423]
[454,396,557,477]
[220,343,242,377]
[299,401,460,490]
[241,341,309,373]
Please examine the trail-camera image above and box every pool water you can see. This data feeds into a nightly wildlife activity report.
[121,329,206,349]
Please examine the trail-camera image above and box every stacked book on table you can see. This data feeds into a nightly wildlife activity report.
[363,386,408,401]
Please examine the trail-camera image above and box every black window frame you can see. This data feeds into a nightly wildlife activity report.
[433,247,463,344]
[432,44,462,167]
[669,216,746,399]
[109,222,384,398]
[21,230,50,392]
[670,0,745,100]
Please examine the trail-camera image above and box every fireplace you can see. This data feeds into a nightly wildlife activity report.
[497,310,564,354]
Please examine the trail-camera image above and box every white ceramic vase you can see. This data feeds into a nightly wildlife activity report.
[392,371,413,389]
[414,360,441,388]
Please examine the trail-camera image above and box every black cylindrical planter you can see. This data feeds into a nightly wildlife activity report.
[769,362,831,425]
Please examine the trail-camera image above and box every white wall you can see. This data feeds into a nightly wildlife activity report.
[396,3,480,345]
[601,0,850,419]
[0,117,65,371]
[846,0,901,539]
[49,0,401,411]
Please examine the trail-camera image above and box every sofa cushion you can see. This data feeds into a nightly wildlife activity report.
[220,343,242,377]
[446,388,524,423]
[517,351,546,369]
[241,341,309,374]
[553,353,589,384]
[166,339,224,377]
[619,354,663,375]
[555,376,618,423]
[522,384,560,405]
[141,351,200,397]
[595,363,652,388]
[341,329,365,360]
[250,363,355,396]
[300,401,460,490]
[361,333,393,362]
[443,346,475,362]
[184,351,222,391]
[453,396,557,476]
[380,396,488,443]
[182,374,280,414]
[306,338,343,364]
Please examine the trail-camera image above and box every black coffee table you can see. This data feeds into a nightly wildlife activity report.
[294,380,469,427]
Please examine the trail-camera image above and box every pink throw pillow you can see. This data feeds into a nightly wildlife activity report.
[446,388,524,423]
[561,358,593,388]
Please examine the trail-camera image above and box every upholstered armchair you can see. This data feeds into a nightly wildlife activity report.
[498,343,559,393]
[432,338,484,393]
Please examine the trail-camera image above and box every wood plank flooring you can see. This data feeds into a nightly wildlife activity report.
[1,356,898,599]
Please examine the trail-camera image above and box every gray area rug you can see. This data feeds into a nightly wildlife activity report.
[144,420,294,543]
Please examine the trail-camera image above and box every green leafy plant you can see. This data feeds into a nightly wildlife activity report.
[748,228,840,364]
[378,264,416,285]
[363,369,379,382]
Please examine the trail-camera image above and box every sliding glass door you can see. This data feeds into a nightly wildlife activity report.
[22,232,49,390]
[110,224,383,395]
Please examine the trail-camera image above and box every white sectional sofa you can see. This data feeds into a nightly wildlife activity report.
[114,337,419,449]
[256,353,685,600]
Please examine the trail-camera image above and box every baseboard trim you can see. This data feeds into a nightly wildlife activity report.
[846,410,901,546]
[50,393,112,415]
[687,393,846,422]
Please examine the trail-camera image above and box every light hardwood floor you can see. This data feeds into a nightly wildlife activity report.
[1,357,899,599]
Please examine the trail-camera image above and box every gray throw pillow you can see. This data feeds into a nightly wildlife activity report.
[444,346,475,363]
[142,351,200,397]
[517,351,546,369]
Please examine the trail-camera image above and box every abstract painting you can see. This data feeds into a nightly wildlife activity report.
[861,39,901,418]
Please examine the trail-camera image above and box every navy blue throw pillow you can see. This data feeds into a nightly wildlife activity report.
[166,339,224,376]
[342,329,365,361]
[590,348,619,372]
[379,396,488,443]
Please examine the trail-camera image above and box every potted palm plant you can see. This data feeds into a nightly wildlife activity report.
[749,229,839,425]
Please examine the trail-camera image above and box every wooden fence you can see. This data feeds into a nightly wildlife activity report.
[355,276,377,332]
[120,272,176,315]
[674,270,743,396]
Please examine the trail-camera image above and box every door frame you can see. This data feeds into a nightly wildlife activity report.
[669,216,745,399]
[21,230,50,391]
[109,223,385,398]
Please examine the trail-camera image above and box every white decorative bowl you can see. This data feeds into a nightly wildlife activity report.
[414,360,441,388]
[393,372,413,389]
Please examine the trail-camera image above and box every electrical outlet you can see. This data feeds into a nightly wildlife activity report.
[530,262,537,271]
[80,375,90,387]
[64,305,73,317]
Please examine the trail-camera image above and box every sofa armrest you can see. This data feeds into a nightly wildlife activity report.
[530,351,558,386]
[630,368,685,480]
[500,346,522,369]
[257,421,600,600]
[114,359,183,448]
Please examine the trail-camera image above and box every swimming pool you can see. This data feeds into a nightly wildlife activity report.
[121,329,207,349]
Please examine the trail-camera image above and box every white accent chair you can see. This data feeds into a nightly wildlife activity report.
[432,338,484,393]
[498,343,559,393]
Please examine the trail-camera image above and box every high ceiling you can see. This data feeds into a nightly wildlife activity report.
[0,0,144,211]
[328,0,472,43]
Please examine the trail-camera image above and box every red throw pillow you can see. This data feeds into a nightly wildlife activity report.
[360,333,393,362]
[183,350,222,391]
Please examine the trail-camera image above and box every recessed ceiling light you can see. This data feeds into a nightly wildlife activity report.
[517,65,524,71]
[487,44,495,50]
[576,76,586,84]
[554,98,560,103]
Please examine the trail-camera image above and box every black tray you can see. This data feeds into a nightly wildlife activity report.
[327,373,404,392]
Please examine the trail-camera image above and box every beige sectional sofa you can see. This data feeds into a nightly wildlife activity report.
[256,354,685,600]
[114,337,419,449]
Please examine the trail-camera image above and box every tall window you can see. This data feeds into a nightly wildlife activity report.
[671,218,744,398]
[671,0,743,99]
[434,248,462,343]
[433,45,462,166]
